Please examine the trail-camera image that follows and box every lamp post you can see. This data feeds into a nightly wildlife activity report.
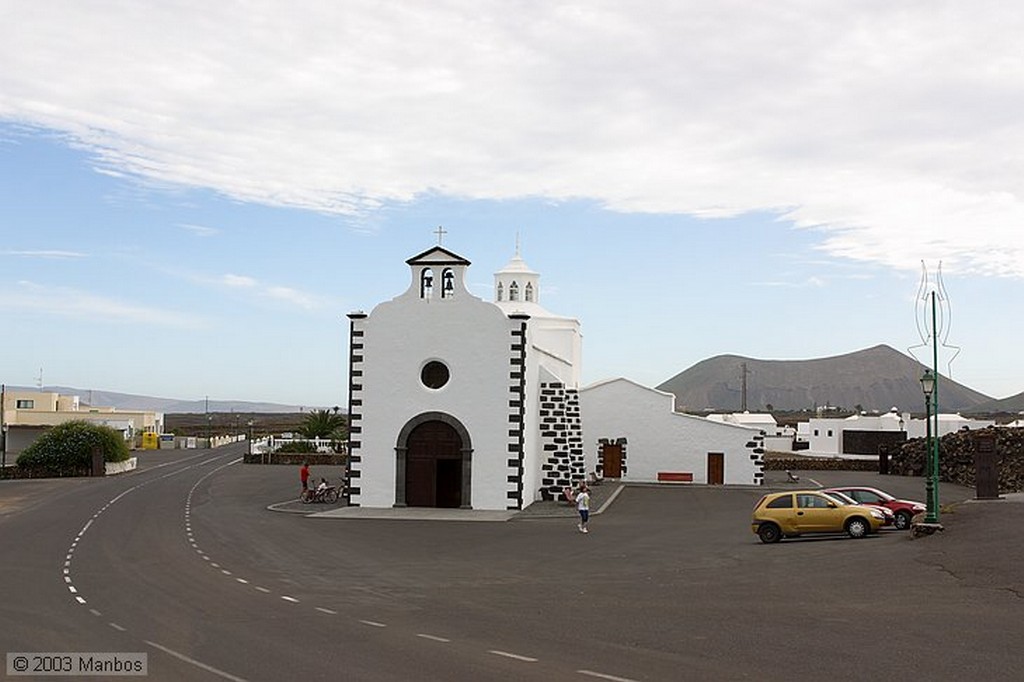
[247,419,254,458]
[920,369,939,524]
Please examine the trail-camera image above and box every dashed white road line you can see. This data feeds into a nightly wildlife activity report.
[144,640,249,682]
[489,650,538,662]
[62,452,628,681]
[577,670,640,682]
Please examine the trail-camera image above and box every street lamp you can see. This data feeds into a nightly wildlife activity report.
[247,419,254,458]
[920,369,939,524]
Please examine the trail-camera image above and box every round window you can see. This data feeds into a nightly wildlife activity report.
[420,361,450,389]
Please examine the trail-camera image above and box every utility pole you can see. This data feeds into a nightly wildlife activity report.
[740,362,751,412]
[1,383,7,474]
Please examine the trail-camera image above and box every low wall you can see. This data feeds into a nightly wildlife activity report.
[242,452,346,466]
[764,456,879,472]
[105,457,137,475]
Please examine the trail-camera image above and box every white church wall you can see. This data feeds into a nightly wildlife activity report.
[580,378,763,485]
[529,321,583,387]
[352,273,520,511]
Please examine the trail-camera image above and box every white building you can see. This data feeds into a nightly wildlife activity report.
[581,379,764,485]
[1,389,163,456]
[346,245,584,510]
[799,409,994,457]
[706,412,781,434]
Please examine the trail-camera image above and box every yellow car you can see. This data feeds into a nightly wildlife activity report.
[751,490,886,543]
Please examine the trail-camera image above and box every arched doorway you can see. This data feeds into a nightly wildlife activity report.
[396,413,472,508]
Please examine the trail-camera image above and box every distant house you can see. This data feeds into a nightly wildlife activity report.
[797,408,994,457]
[580,378,764,485]
[1,389,163,456]
[706,411,781,434]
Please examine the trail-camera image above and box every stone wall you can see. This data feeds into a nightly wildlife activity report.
[538,381,585,499]
[884,426,1024,492]
[764,456,879,472]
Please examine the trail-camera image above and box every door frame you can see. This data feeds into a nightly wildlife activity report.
[394,412,473,508]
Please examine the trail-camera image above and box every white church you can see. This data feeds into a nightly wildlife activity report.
[345,241,764,511]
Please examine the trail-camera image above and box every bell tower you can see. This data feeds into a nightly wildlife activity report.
[494,237,539,305]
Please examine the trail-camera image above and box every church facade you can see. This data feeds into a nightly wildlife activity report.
[345,245,585,511]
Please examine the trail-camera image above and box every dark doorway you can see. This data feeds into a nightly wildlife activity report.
[707,452,724,485]
[602,443,623,478]
[406,420,463,508]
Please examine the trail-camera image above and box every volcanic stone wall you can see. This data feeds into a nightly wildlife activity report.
[538,381,585,498]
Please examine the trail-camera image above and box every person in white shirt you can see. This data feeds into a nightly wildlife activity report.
[576,483,591,534]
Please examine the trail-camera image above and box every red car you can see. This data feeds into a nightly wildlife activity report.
[825,486,926,531]
[824,490,896,527]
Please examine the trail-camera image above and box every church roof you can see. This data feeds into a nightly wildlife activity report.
[496,252,537,275]
[406,246,471,266]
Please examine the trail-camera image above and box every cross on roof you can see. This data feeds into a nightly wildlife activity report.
[434,225,447,245]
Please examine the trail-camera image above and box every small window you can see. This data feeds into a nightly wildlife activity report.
[524,282,534,302]
[827,429,834,437]
[509,281,519,301]
[766,495,793,509]
[16,399,35,409]
[798,494,830,509]
[496,282,504,301]
[813,429,819,437]
[420,361,450,390]
[852,490,882,504]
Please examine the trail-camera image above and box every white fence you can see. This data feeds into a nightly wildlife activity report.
[251,436,346,455]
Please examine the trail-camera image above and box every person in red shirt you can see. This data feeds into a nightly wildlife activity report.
[300,462,310,499]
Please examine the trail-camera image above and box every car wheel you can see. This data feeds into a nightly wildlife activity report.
[894,510,912,530]
[846,517,869,538]
[758,523,782,544]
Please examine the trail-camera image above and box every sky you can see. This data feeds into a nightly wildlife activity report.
[1,1,1022,408]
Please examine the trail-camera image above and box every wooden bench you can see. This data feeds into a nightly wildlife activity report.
[657,472,693,483]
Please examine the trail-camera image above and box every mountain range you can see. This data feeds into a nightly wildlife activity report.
[656,344,1016,414]
[9,344,1022,416]
[6,386,316,414]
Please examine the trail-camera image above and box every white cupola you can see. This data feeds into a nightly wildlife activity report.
[494,241,539,306]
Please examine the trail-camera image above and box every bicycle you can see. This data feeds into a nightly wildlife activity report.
[301,479,345,504]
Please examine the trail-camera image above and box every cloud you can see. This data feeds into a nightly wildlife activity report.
[0,281,203,327]
[215,273,319,310]
[2,2,1023,275]
[221,274,258,288]
[1,250,87,259]
[179,223,219,237]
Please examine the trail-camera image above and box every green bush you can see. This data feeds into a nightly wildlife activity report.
[17,420,131,475]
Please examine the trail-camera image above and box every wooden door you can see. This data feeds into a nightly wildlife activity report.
[707,452,724,485]
[406,421,462,507]
[602,443,623,478]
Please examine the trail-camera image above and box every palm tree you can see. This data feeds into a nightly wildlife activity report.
[299,409,347,439]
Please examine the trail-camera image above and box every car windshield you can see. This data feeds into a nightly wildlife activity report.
[870,488,896,502]
[826,491,856,505]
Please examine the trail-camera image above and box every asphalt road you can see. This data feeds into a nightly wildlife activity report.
[2,446,1022,681]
